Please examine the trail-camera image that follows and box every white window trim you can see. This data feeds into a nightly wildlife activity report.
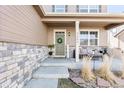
[80,29,99,46]
[79,5,99,13]
[54,5,65,13]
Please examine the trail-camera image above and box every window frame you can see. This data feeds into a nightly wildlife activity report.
[80,29,99,46]
[54,5,66,13]
[78,5,99,13]
[89,5,99,13]
[78,5,88,13]
[80,31,89,45]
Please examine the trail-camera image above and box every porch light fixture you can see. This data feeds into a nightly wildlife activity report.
[68,32,71,36]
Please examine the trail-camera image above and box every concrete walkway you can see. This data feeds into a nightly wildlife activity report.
[24,66,69,88]
[33,66,69,78]
[25,79,58,88]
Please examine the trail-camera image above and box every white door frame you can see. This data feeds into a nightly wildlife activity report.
[53,29,66,57]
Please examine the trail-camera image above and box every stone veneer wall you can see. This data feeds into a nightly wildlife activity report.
[0,42,48,88]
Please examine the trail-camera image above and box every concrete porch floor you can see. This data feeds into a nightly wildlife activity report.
[41,57,123,71]
[41,58,83,69]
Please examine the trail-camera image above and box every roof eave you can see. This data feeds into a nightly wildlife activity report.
[114,29,124,37]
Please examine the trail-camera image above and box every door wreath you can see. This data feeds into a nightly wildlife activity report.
[57,38,63,44]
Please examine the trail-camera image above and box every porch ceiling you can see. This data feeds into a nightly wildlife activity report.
[33,5,124,30]
[45,22,109,27]
[43,20,124,29]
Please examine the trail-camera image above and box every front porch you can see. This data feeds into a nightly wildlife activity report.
[24,57,123,88]
[45,20,124,62]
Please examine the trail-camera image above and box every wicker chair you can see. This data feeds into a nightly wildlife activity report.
[79,46,103,60]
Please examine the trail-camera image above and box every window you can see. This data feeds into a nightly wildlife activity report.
[89,5,99,13]
[90,32,98,45]
[80,31,88,45]
[54,5,65,13]
[78,5,99,13]
[79,5,88,13]
[80,30,99,46]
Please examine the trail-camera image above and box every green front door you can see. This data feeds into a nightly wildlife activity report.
[55,32,65,56]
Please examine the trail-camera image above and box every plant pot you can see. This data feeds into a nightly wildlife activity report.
[49,51,53,56]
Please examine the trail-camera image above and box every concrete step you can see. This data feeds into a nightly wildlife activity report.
[24,78,58,88]
[33,66,69,79]
[41,62,83,69]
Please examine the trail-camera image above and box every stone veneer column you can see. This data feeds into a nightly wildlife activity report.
[75,21,80,62]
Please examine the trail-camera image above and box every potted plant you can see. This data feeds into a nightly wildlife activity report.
[48,44,54,56]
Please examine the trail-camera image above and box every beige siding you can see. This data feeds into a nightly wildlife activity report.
[109,31,124,51]
[118,31,124,42]
[101,5,107,13]
[42,5,52,13]
[119,40,124,50]
[48,27,108,47]
[109,31,119,48]
[99,28,108,46]
[48,28,54,45]
[66,27,76,46]
[116,25,124,41]
[116,25,124,32]
[0,5,48,45]
[67,5,77,13]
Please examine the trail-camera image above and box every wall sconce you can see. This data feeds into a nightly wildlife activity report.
[68,32,71,36]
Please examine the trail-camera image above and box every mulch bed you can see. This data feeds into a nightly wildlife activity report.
[68,69,124,88]
[69,69,98,88]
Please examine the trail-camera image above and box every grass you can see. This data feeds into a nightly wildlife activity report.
[58,79,81,88]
